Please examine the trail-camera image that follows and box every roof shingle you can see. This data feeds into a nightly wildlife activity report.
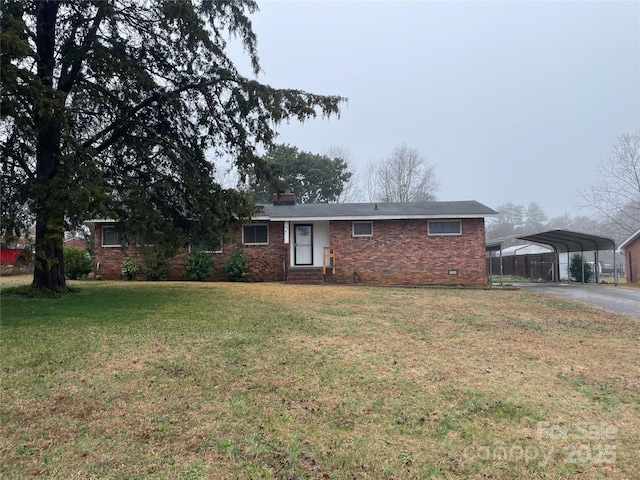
[259,200,497,221]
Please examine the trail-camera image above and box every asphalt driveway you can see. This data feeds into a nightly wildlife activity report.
[520,283,639,318]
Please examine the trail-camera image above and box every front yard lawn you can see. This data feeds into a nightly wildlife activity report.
[1,281,638,479]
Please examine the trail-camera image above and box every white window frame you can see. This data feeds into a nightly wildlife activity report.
[243,224,269,245]
[352,222,373,237]
[428,220,462,236]
[102,226,124,247]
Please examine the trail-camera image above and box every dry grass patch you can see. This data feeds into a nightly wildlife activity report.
[1,282,638,479]
[0,274,33,286]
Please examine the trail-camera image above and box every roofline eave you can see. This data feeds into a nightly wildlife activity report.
[253,213,497,222]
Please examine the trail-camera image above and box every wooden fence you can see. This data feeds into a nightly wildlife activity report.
[488,253,557,281]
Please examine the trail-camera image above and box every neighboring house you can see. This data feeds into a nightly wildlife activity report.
[88,193,498,285]
[0,235,33,273]
[619,227,640,283]
[64,237,88,250]
[0,247,23,265]
[1,235,32,263]
[500,243,554,256]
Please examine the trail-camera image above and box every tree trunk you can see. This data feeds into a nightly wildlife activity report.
[32,221,66,289]
[31,1,66,290]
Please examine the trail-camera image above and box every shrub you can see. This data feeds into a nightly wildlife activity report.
[64,247,93,280]
[184,251,214,281]
[121,257,140,280]
[569,254,593,283]
[16,248,33,266]
[223,247,248,282]
[141,252,170,281]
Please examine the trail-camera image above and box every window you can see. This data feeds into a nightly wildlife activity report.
[428,220,462,236]
[189,240,223,254]
[102,226,124,246]
[243,224,268,244]
[353,222,373,237]
[136,233,153,247]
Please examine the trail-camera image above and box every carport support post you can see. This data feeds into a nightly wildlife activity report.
[594,251,599,284]
[581,250,585,284]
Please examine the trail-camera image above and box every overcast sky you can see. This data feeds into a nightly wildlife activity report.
[233,0,639,218]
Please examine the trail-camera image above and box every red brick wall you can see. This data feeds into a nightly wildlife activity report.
[92,224,134,279]
[92,222,286,281]
[92,219,487,285]
[229,222,286,282]
[329,218,487,285]
[624,235,640,283]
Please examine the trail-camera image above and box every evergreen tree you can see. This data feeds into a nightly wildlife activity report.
[524,202,548,231]
[0,1,344,289]
[249,144,352,204]
[569,254,593,283]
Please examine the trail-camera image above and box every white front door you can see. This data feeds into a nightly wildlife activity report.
[294,224,313,265]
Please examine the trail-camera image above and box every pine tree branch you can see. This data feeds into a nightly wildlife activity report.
[81,77,232,154]
[58,4,109,94]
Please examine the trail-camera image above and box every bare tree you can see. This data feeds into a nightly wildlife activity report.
[362,159,379,203]
[324,145,361,203]
[368,144,440,202]
[579,132,640,239]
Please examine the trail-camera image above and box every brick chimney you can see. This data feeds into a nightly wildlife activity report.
[272,190,295,205]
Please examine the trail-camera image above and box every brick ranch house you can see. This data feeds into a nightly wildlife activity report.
[88,194,498,285]
[619,227,640,283]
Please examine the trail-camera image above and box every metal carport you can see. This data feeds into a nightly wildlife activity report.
[485,239,505,285]
[516,228,618,285]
